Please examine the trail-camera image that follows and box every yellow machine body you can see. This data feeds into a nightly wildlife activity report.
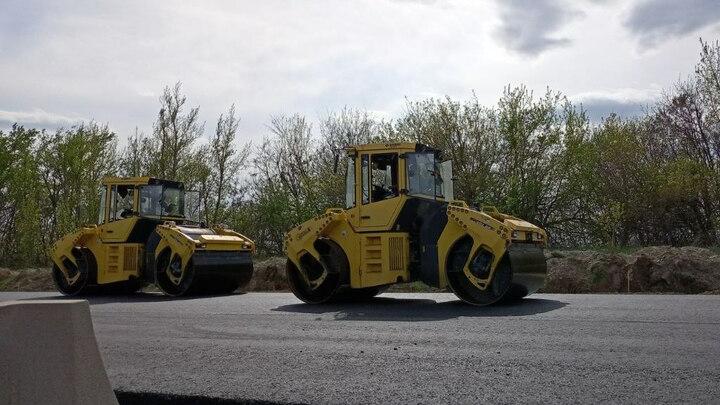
[50,176,255,296]
[284,143,548,305]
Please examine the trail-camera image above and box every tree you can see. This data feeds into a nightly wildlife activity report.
[150,82,204,182]
[36,123,117,250]
[203,105,250,225]
[0,125,42,265]
[119,127,153,177]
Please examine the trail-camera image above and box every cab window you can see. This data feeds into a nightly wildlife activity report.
[361,153,399,204]
[109,185,135,221]
[362,155,370,204]
[139,185,188,218]
[345,156,355,208]
[97,187,107,224]
[140,185,162,216]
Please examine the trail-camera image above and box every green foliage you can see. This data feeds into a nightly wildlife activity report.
[0,125,42,265]
[204,104,250,225]
[37,123,118,243]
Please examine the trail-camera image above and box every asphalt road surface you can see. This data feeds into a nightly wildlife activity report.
[2,292,719,404]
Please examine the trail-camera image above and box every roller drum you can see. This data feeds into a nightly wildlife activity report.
[447,242,547,305]
[503,243,547,300]
[189,250,254,294]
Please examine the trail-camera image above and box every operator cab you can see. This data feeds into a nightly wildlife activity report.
[97,177,200,225]
[344,143,453,230]
[345,143,454,209]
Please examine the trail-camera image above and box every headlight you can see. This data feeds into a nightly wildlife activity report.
[511,230,519,239]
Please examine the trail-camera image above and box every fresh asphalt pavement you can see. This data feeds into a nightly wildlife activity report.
[2,291,719,404]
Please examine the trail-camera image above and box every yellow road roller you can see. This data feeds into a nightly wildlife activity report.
[50,176,255,296]
[284,143,548,305]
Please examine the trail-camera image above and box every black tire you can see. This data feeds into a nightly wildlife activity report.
[446,237,512,306]
[286,240,345,304]
[52,248,96,296]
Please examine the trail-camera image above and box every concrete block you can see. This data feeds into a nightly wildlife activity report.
[0,300,118,405]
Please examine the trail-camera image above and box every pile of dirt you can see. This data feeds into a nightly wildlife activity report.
[0,268,54,292]
[543,246,720,294]
[245,257,289,291]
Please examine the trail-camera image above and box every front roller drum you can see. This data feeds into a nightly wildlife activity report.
[155,250,253,296]
[190,251,254,295]
[154,250,194,296]
[502,243,547,300]
[447,242,547,305]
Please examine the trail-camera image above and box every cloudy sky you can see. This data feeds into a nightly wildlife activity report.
[1,0,719,145]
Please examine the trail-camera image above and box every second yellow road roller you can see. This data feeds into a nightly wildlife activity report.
[284,143,548,305]
[50,176,255,296]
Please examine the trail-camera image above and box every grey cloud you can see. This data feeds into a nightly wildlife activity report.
[577,97,649,122]
[624,0,720,46]
[493,0,578,57]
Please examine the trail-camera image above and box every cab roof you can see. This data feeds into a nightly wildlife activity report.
[346,142,439,154]
[101,176,184,188]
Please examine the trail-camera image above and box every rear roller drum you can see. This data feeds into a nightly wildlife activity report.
[286,241,345,304]
[52,248,96,296]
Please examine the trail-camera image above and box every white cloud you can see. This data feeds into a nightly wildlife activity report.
[0,108,84,128]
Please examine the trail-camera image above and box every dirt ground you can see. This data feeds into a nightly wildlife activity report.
[3,246,719,294]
